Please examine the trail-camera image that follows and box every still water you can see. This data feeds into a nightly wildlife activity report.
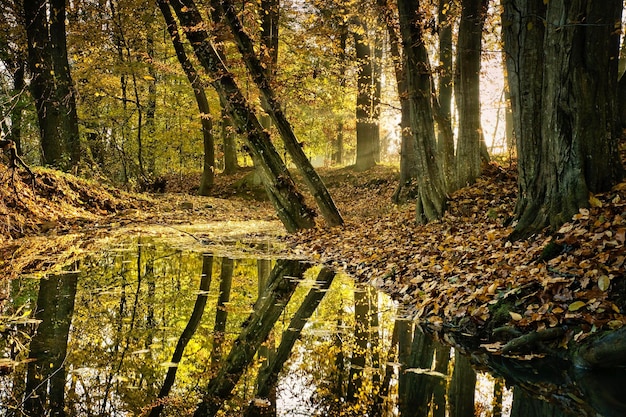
[0,237,625,416]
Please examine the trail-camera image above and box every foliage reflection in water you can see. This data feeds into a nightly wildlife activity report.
[4,237,626,416]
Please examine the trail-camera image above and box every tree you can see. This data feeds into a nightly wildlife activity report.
[353,16,379,171]
[163,0,317,233]
[0,1,27,155]
[209,0,344,227]
[454,0,488,189]
[396,0,447,223]
[503,0,624,239]
[157,0,215,195]
[24,0,80,169]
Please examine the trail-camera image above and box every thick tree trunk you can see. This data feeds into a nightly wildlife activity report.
[49,0,80,168]
[504,0,624,239]
[437,0,455,192]
[158,0,215,196]
[24,0,79,169]
[449,351,476,417]
[24,272,78,416]
[166,0,315,233]
[396,0,448,223]
[510,388,571,417]
[209,0,344,227]
[399,329,435,416]
[193,260,307,417]
[454,0,488,189]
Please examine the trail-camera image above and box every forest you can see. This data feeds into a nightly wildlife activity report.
[1,0,626,416]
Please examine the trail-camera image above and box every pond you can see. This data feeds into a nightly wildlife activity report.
[0,236,625,416]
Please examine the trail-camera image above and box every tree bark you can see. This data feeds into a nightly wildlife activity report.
[209,0,344,227]
[157,0,215,196]
[503,0,624,239]
[449,351,476,417]
[211,257,234,373]
[437,0,455,192]
[166,0,316,233]
[396,0,448,223]
[399,328,435,416]
[24,271,78,416]
[454,0,488,189]
[24,0,80,169]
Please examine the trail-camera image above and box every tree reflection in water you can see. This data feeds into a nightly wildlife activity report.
[2,237,626,417]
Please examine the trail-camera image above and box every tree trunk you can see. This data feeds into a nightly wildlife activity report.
[49,0,80,168]
[245,267,335,417]
[221,109,239,174]
[148,255,213,417]
[449,351,476,417]
[166,0,316,233]
[399,328,435,417]
[24,0,79,169]
[377,0,418,202]
[437,0,455,192]
[503,0,624,239]
[510,387,571,417]
[8,62,25,155]
[209,0,344,227]
[432,341,450,417]
[354,20,379,172]
[347,287,369,401]
[454,0,488,189]
[212,258,234,373]
[193,260,308,417]
[334,25,348,165]
[396,0,448,223]
[24,271,78,416]
[158,0,214,195]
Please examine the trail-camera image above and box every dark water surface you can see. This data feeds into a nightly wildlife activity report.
[1,237,625,416]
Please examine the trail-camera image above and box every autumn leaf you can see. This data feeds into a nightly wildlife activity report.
[568,301,586,312]
[598,275,610,291]
[509,311,523,321]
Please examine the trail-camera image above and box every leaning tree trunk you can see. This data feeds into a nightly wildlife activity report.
[209,0,344,227]
[396,0,448,224]
[504,0,624,239]
[166,0,315,233]
[454,0,488,189]
[157,0,215,196]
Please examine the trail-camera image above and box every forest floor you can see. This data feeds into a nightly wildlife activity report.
[1,159,626,361]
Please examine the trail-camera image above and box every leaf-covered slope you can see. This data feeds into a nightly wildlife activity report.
[286,163,626,354]
[0,166,146,240]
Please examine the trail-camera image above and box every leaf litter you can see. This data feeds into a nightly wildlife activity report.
[1,161,625,359]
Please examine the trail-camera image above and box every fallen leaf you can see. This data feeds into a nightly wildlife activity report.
[598,275,610,291]
[568,301,586,312]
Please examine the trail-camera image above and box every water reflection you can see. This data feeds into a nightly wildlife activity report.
[1,237,625,416]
